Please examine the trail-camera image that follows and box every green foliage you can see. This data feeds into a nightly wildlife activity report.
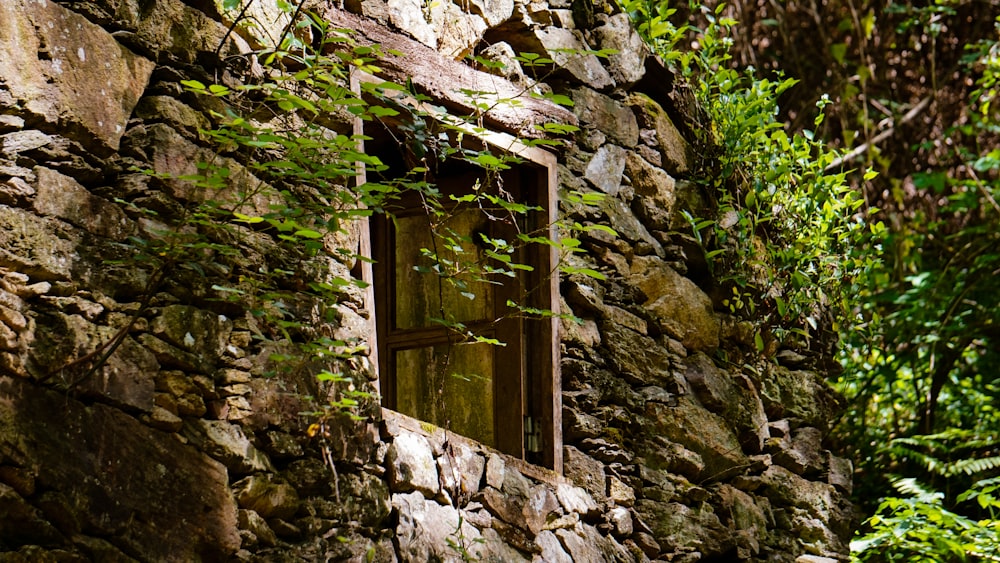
[851,476,1000,562]
[619,0,881,349]
[622,0,1000,559]
[445,516,484,562]
[833,13,1000,525]
[886,431,1000,480]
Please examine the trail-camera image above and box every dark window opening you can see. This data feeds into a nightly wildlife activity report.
[364,114,561,469]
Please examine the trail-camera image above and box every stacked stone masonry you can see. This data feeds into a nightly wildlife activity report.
[0,0,853,562]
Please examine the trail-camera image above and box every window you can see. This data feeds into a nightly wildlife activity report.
[359,108,562,470]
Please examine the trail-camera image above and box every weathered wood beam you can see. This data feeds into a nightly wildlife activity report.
[317,7,578,140]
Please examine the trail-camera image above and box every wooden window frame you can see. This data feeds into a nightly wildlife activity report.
[351,73,562,472]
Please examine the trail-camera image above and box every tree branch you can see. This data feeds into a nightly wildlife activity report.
[825,96,932,172]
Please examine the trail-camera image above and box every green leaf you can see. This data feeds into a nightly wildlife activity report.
[180,79,207,92]
[233,212,264,224]
[471,153,503,168]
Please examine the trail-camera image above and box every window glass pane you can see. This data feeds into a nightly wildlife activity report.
[393,209,494,329]
[395,342,495,447]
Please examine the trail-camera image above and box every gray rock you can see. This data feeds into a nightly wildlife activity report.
[761,366,844,430]
[632,530,661,558]
[600,197,664,257]
[477,486,523,525]
[715,484,768,535]
[636,499,734,558]
[25,311,157,412]
[33,167,133,241]
[563,446,607,503]
[438,442,485,501]
[132,96,211,140]
[572,88,640,148]
[328,472,392,527]
[584,144,628,195]
[626,93,691,174]
[629,256,719,351]
[760,464,853,546]
[387,432,440,497]
[393,491,483,562]
[644,396,748,481]
[0,0,154,154]
[478,526,533,562]
[535,529,573,563]
[606,506,633,537]
[626,152,677,231]
[81,335,158,413]
[2,130,55,154]
[150,304,232,363]
[184,419,273,474]
[770,426,825,476]
[129,123,282,217]
[524,484,562,535]
[555,522,631,562]
[0,114,24,133]
[0,376,240,560]
[0,205,83,282]
[0,176,34,206]
[555,482,599,516]
[478,41,529,83]
[431,2,488,58]
[485,452,506,489]
[592,14,648,87]
[387,0,437,47]
[535,27,614,89]
[827,454,853,495]
[601,321,674,388]
[233,475,300,520]
[684,353,768,453]
[563,406,605,441]
[607,475,635,507]
[467,0,515,27]
[238,509,277,547]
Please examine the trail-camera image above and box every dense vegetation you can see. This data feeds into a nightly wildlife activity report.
[621,0,1000,559]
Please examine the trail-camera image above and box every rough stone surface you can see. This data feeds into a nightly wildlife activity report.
[626,151,677,230]
[584,144,628,195]
[572,88,640,148]
[0,0,154,154]
[627,92,692,174]
[629,256,720,351]
[762,366,844,430]
[33,167,132,240]
[685,352,769,453]
[535,529,573,563]
[544,28,616,89]
[184,419,274,474]
[387,433,440,497]
[394,491,484,561]
[0,376,239,560]
[593,13,648,87]
[234,475,300,520]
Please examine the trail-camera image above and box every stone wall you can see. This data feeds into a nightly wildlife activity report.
[0,0,853,562]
